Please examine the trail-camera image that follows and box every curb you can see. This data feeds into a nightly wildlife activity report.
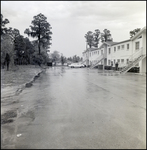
[15,69,45,96]
[25,70,43,87]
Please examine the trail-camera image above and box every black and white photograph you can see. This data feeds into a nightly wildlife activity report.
[1,1,146,149]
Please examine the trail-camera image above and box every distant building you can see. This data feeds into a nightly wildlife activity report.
[82,26,146,74]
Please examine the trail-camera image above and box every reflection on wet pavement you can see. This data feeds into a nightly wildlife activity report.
[5,67,146,149]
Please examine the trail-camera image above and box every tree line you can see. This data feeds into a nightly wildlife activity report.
[1,13,83,70]
[50,50,83,66]
[1,13,53,70]
[84,29,113,49]
[85,28,141,49]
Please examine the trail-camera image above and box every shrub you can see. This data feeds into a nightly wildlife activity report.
[104,65,111,70]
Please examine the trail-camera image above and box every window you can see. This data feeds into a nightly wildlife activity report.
[101,50,103,54]
[108,48,111,54]
[135,42,139,50]
[121,45,124,50]
[121,59,124,63]
[117,59,120,63]
[114,59,116,64]
[127,44,129,50]
[118,46,120,50]
[108,60,111,65]
[126,59,129,64]
[114,47,116,52]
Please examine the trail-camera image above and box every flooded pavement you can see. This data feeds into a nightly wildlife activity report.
[4,67,146,149]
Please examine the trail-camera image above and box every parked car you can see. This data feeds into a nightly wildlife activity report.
[68,63,85,68]
[47,62,52,66]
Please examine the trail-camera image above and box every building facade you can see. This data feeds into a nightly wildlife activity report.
[82,26,146,74]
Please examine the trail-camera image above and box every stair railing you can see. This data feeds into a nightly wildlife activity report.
[128,47,143,63]
[120,47,145,73]
[81,59,88,64]
[90,54,104,68]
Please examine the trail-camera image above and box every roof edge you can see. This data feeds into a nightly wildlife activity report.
[131,26,146,41]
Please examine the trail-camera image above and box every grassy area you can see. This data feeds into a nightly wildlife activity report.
[1,65,43,88]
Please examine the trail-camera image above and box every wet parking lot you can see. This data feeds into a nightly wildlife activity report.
[10,67,146,149]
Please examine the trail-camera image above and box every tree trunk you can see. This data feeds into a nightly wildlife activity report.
[38,22,41,55]
[38,36,40,55]
[8,39,16,70]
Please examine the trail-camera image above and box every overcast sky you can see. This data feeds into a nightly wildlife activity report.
[1,1,146,57]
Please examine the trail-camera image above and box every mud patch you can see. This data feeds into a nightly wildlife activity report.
[25,82,33,88]
[2,119,14,124]
[1,109,17,124]
[33,74,40,81]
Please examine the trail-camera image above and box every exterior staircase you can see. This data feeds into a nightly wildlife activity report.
[90,54,105,69]
[81,59,88,64]
[120,48,146,74]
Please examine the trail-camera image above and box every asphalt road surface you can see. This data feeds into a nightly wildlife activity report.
[14,67,146,149]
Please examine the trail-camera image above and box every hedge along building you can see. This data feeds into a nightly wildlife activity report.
[82,26,146,74]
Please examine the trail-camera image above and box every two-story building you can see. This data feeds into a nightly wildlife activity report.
[82,26,146,74]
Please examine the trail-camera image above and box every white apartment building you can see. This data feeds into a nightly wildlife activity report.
[82,26,146,74]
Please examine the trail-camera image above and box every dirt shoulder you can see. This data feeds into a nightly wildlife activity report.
[1,65,46,149]
[1,64,46,114]
[1,65,44,88]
